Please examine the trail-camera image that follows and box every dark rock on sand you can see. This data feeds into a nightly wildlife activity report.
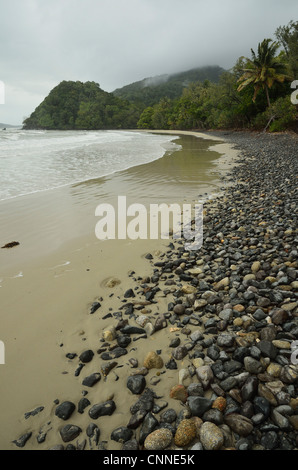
[55,401,76,421]
[86,423,100,448]
[90,302,101,314]
[139,412,159,444]
[187,396,213,417]
[101,347,127,360]
[79,350,94,363]
[111,426,133,443]
[88,400,116,419]
[78,397,91,414]
[82,372,101,387]
[127,375,146,394]
[13,432,32,448]
[60,424,82,443]
[124,288,135,298]
[130,388,155,414]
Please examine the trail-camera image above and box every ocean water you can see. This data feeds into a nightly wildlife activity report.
[0,129,227,271]
[0,129,180,201]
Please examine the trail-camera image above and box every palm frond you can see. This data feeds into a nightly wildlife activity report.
[236,37,289,106]
[237,76,255,92]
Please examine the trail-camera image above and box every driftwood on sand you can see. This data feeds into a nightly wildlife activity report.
[1,241,20,249]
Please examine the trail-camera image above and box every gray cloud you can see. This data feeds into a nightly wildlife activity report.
[0,0,297,124]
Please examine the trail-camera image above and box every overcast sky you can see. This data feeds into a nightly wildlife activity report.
[0,0,297,125]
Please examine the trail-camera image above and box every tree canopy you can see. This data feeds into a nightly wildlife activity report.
[23,81,140,130]
[237,38,291,107]
[137,21,297,133]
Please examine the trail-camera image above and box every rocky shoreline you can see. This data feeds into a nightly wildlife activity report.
[13,131,298,451]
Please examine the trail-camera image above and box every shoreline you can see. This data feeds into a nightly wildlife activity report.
[2,130,297,451]
[0,131,234,275]
[0,131,239,450]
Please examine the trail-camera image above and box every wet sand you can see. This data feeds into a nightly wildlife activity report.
[0,131,239,450]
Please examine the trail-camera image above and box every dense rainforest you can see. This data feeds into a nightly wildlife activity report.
[22,80,141,130]
[22,66,224,131]
[23,21,297,133]
[137,21,298,133]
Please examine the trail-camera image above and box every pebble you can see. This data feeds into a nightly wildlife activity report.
[173,304,186,315]
[199,422,224,450]
[55,401,75,421]
[160,408,177,423]
[181,285,197,294]
[82,372,101,387]
[127,375,146,394]
[272,340,291,349]
[251,261,261,273]
[196,365,214,390]
[144,428,173,450]
[139,412,159,445]
[13,432,32,448]
[169,384,188,402]
[172,345,188,360]
[111,427,133,443]
[79,350,94,363]
[178,368,190,384]
[88,400,116,419]
[187,396,213,417]
[60,424,82,443]
[214,277,230,290]
[187,383,204,397]
[101,347,127,360]
[224,413,254,436]
[217,334,235,348]
[212,397,227,411]
[78,397,90,414]
[143,351,164,369]
[174,419,197,447]
[244,357,263,374]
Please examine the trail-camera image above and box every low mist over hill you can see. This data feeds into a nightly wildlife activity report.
[22,65,225,130]
[113,65,225,107]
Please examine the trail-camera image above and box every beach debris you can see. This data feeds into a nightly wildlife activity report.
[12,432,32,448]
[90,302,101,314]
[24,406,44,420]
[1,241,20,249]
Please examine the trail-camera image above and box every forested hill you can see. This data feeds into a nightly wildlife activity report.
[113,65,225,107]
[22,66,225,131]
[22,81,141,130]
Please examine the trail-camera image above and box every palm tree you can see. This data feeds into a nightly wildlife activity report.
[237,38,290,108]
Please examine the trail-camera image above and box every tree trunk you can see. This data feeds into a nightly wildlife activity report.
[265,85,271,108]
[263,114,276,133]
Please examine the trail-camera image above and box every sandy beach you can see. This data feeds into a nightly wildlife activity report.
[0,131,239,450]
